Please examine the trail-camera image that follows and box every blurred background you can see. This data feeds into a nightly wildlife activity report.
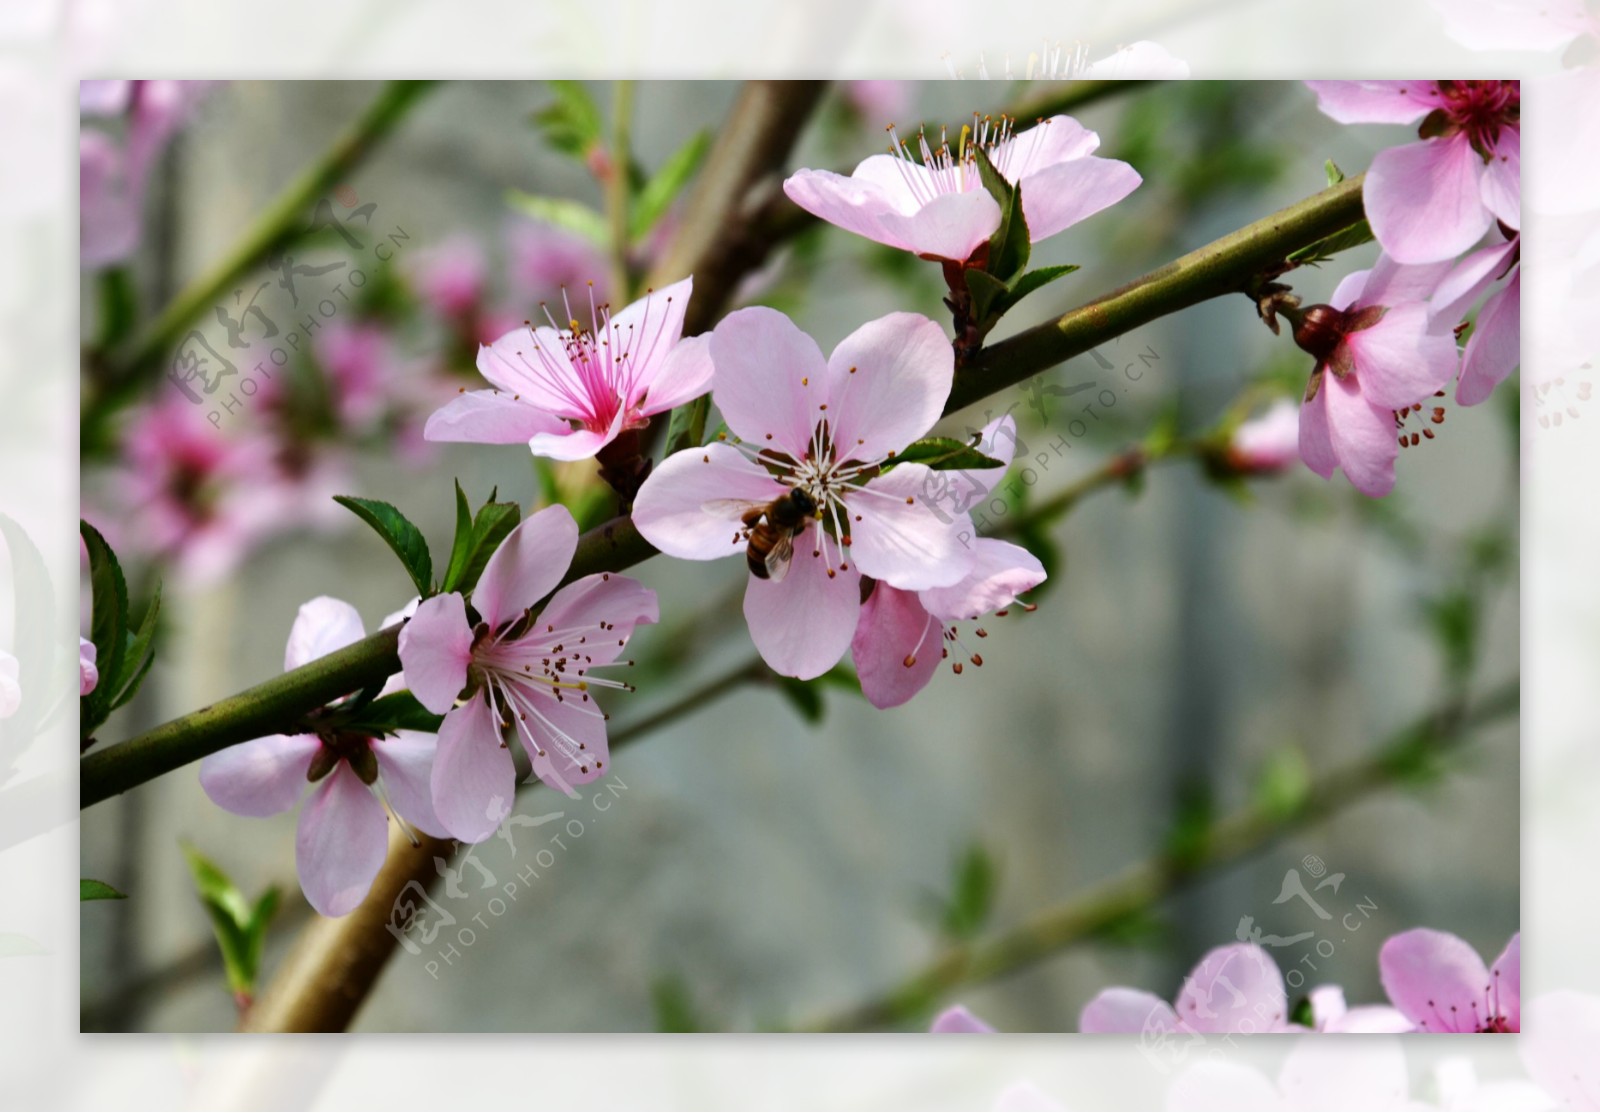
[78,80,1518,1033]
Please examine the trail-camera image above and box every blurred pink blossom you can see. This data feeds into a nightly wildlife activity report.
[1226,399,1301,473]
[1079,942,1294,1034]
[409,236,488,320]
[508,218,611,305]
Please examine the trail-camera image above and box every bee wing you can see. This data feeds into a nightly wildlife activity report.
[702,498,768,522]
[764,532,796,583]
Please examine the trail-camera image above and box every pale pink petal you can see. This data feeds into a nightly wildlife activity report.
[851,583,942,710]
[521,691,610,796]
[743,528,861,679]
[1173,943,1290,1034]
[1331,268,1370,312]
[475,327,590,420]
[397,593,473,715]
[1277,1038,1410,1108]
[633,442,789,561]
[1458,269,1520,407]
[1432,0,1591,51]
[423,389,571,445]
[1432,237,1518,322]
[199,733,320,817]
[1379,928,1493,1033]
[525,408,627,461]
[1229,399,1302,471]
[1490,933,1520,1031]
[606,275,692,403]
[995,115,1100,177]
[534,572,659,667]
[1479,127,1520,230]
[848,153,937,212]
[372,730,450,839]
[78,638,99,696]
[1343,303,1459,410]
[1298,389,1339,480]
[874,189,1001,262]
[1078,987,1178,1034]
[930,1005,995,1033]
[1356,254,1454,309]
[1322,374,1399,497]
[1305,80,1441,124]
[472,504,579,630]
[848,464,973,591]
[430,694,515,843]
[640,332,714,415]
[1367,135,1493,264]
[296,762,389,917]
[1164,1060,1281,1112]
[709,307,830,457]
[918,538,1045,621]
[1326,1005,1415,1033]
[783,166,917,250]
[825,312,953,460]
[1520,991,1600,1109]
[1018,156,1143,243]
[284,595,366,671]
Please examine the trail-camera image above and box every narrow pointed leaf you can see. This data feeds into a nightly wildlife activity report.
[333,496,434,598]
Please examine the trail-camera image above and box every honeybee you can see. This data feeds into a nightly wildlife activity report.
[708,487,818,582]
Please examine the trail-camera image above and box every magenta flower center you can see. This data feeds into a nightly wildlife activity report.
[1429,80,1519,156]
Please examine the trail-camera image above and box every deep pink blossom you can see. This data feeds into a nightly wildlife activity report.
[424,277,708,460]
[1079,943,1294,1035]
[200,597,448,917]
[1296,253,1459,497]
[632,308,975,679]
[399,506,658,841]
[1378,927,1519,1032]
[309,319,399,430]
[1306,81,1519,264]
[783,114,1140,263]
[79,638,99,697]
[850,416,1044,708]
[1226,399,1301,474]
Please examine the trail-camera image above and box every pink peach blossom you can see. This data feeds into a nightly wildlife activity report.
[1079,943,1294,1035]
[850,416,1044,708]
[783,114,1140,263]
[399,506,657,841]
[1306,80,1519,264]
[930,1005,995,1033]
[79,638,99,697]
[425,277,708,460]
[1432,230,1521,407]
[1296,253,1459,497]
[1227,399,1302,474]
[1378,927,1519,1032]
[632,308,975,679]
[408,236,487,320]
[200,597,447,917]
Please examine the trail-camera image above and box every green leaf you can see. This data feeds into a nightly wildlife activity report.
[333,496,434,598]
[533,80,603,158]
[80,879,128,901]
[964,268,1010,327]
[940,843,997,941]
[345,691,445,735]
[80,522,128,742]
[774,675,824,724]
[110,581,162,713]
[663,394,711,456]
[887,437,1005,473]
[972,145,1031,283]
[95,266,140,351]
[630,130,711,242]
[1290,996,1316,1028]
[994,264,1079,315]
[1252,744,1311,821]
[182,843,278,1004]
[1324,159,1345,187]
[506,191,609,247]
[1287,220,1375,268]
[440,484,522,595]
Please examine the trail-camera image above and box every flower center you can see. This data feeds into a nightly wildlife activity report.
[1395,390,1448,451]
[886,113,1019,202]
[1423,80,1519,159]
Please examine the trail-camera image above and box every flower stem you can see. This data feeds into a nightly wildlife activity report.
[606,80,635,302]
[798,678,1519,1032]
